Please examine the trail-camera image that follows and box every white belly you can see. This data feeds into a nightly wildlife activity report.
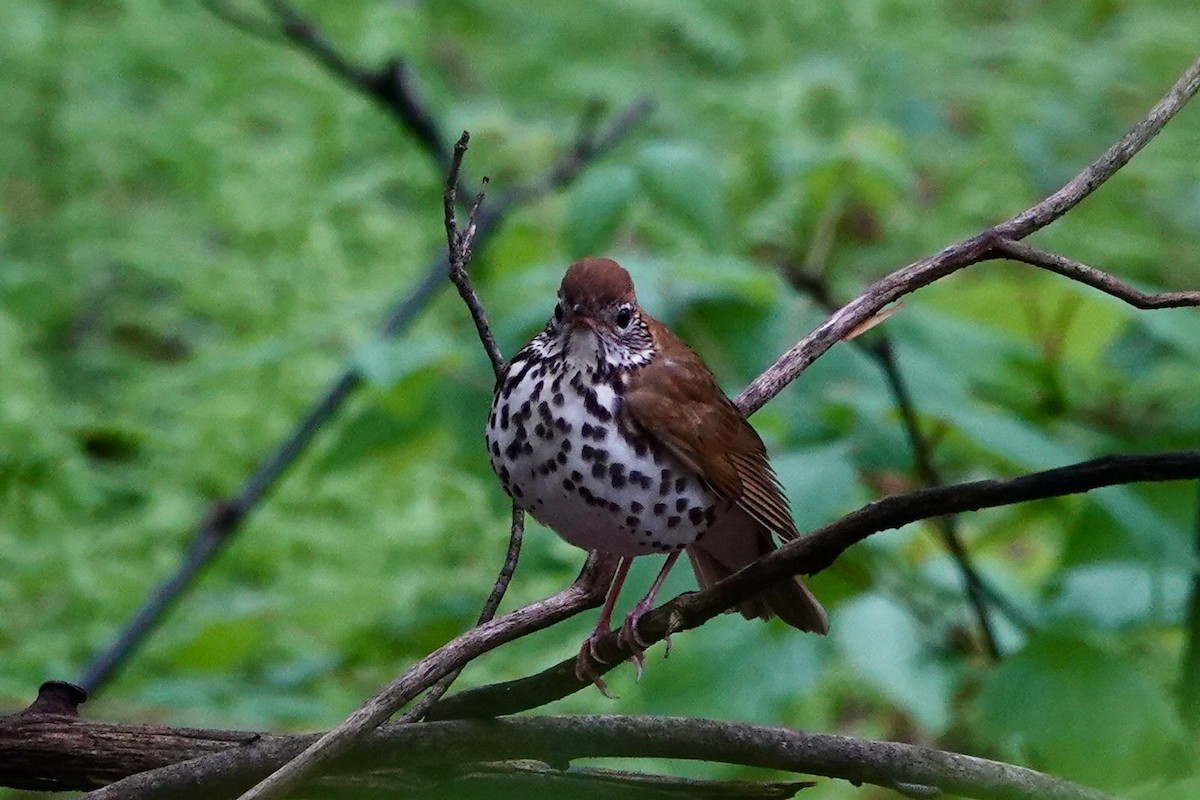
[486,356,721,556]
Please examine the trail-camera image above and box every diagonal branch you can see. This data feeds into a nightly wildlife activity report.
[736,54,1200,415]
[76,4,652,692]
[426,450,1200,720]
[228,554,619,800]
[781,265,1024,660]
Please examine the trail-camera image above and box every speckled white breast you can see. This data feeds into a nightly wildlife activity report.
[486,348,722,556]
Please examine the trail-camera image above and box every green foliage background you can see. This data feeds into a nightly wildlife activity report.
[2,1,1199,797]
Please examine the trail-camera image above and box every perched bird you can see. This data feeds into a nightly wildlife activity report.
[485,257,828,685]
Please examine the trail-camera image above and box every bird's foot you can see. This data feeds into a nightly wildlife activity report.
[618,600,658,681]
[574,624,615,698]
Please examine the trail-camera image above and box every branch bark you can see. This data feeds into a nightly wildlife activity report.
[735,54,1200,416]
[1,711,1105,800]
[426,450,1200,720]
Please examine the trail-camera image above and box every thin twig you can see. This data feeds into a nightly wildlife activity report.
[426,450,1200,720]
[991,238,1200,309]
[397,485,526,724]
[444,132,504,376]
[736,54,1200,415]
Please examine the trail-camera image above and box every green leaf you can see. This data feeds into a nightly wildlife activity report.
[637,141,727,247]
[1050,560,1191,629]
[978,632,1188,788]
[833,592,954,733]
[353,332,456,389]
[563,162,636,259]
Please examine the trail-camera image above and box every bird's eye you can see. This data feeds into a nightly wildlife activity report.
[615,306,633,329]
[553,303,564,323]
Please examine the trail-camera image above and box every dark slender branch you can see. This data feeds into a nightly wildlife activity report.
[204,0,451,166]
[75,20,650,692]
[2,712,1104,800]
[781,264,1020,659]
[991,239,1200,309]
[427,451,1200,720]
[1180,481,1200,733]
[736,54,1200,415]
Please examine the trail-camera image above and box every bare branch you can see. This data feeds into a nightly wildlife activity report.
[397,506,526,724]
[5,711,1106,800]
[737,54,1200,415]
[427,450,1200,719]
[779,262,1024,659]
[444,132,504,376]
[991,238,1200,309]
[230,555,619,800]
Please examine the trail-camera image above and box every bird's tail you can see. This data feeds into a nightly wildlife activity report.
[687,515,829,634]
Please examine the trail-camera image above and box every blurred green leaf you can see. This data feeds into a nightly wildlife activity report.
[637,141,727,247]
[563,162,636,259]
[833,592,954,733]
[979,632,1188,789]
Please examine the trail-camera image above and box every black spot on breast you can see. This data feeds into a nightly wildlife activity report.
[556,451,567,465]
[592,448,609,464]
[581,444,594,461]
[534,423,547,438]
[570,470,583,483]
[490,441,500,458]
[675,476,688,492]
[581,422,594,438]
[538,401,552,422]
[626,515,640,528]
[632,437,648,457]
[630,501,643,513]
[590,425,607,441]
[653,502,667,516]
[608,500,621,513]
[500,404,510,430]
[521,441,533,455]
[688,507,705,526]
[560,438,572,452]
[554,417,571,433]
[498,466,510,485]
[511,485,524,498]
[666,515,681,528]
[532,379,544,398]
[563,478,576,492]
[629,470,651,490]
[675,498,688,513]
[553,392,565,407]
[591,462,606,479]
[504,441,521,460]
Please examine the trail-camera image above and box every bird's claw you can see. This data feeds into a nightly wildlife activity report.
[575,627,616,698]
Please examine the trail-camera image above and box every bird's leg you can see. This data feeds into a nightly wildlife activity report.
[575,555,633,696]
[619,550,682,677]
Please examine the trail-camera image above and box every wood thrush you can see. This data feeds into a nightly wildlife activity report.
[486,257,828,687]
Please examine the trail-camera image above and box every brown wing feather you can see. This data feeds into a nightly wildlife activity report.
[622,316,799,541]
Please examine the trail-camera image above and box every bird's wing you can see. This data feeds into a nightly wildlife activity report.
[621,318,800,541]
